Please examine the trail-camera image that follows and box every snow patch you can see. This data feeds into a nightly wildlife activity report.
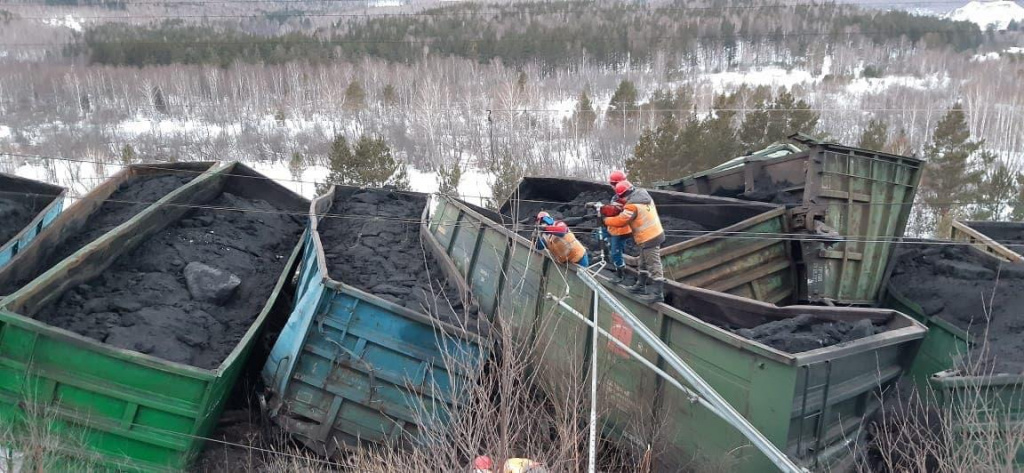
[845,74,950,95]
[945,1,1024,30]
[0,126,11,140]
[406,166,491,207]
[43,15,83,32]
[698,67,820,91]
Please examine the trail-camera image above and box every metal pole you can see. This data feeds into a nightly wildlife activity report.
[573,269,807,473]
[587,289,598,473]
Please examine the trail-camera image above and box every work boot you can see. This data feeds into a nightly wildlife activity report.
[643,279,664,303]
[629,272,649,295]
[609,265,626,284]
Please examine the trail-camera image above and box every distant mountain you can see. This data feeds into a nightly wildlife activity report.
[944,0,1024,29]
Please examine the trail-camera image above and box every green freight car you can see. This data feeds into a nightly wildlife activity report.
[428,195,925,472]
[0,162,307,472]
[655,135,923,305]
[0,162,214,297]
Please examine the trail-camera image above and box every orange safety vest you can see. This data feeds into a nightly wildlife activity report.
[626,201,664,245]
[606,220,632,237]
[542,232,587,264]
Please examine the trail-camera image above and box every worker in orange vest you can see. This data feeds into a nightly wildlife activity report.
[603,180,665,302]
[604,170,634,286]
[534,212,590,267]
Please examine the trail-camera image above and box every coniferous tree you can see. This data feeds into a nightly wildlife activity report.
[438,160,462,196]
[858,119,889,151]
[288,151,305,182]
[382,84,398,107]
[345,80,366,111]
[920,104,986,237]
[572,90,597,134]
[486,152,524,210]
[152,86,168,115]
[120,144,137,165]
[970,153,1018,221]
[625,115,681,185]
[607,79,639,124]
[318,135,356,194]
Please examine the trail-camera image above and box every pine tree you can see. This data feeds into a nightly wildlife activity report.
[288,151,305,182]
[625,115,681,186]
[920,104,986,237]
[344,80,366,111]
[382,84,398,107]
[857,119,889,151]
[438,160,462,196]
[486,151,525,210]
[607,79,638,124]
[516,71,528,92]
[352,135,408,189]
[120,144,137,165]
[970,153,1018,221]
[152,86,168,115]
[571,90,597,134]
[317,135,356,194]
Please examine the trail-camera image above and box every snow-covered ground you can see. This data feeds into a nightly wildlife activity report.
[945,0,1024,30]
[6,158,493,207]
[844,74,950,95]
[42,15,84,32]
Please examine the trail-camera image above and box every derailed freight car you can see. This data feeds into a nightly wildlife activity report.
[429,194,925,472]
[499,177,797,305]
[262,186,490,457]
[0,162,307,472]
[656,135,924,305]
[0,162,215,297]
[0,172,66,272]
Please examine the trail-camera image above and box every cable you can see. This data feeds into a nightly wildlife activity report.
[1,186,1018,247]
[4,151,1018,209]
[1,0,974,19]
[0,27,990,48]
[3,0,972,8]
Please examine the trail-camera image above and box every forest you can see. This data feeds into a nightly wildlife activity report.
[0,0,1022,235]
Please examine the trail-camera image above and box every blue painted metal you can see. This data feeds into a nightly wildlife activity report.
[0,173,66,270]
[263,187,490,457]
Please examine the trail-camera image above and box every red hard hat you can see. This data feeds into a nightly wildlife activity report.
[608,170,627,186]
[536,211,551,222]
[473,456,493,469]
[614,180,634,197]
[546,221,569,235]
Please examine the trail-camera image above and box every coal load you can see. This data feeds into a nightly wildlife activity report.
[890,243,1024,374]
[735,314,880,353]
[0,197,37,244]
[36,192,304,369]
[968,224,1024,256]
[508,189,708,256]
[0,174,195,295]
[318,189,478,330]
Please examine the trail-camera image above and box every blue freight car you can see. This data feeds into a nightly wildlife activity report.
[262,186,490,457]
[0,172,66,271]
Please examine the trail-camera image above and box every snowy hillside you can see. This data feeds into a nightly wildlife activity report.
[945,0,1024,30]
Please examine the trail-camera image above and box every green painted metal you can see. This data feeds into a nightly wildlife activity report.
[0,163,214,298]
[881,283,973,389]
[0,173,66,272]
[653,143,804,195]
[428,195,926,472]
[657,136,924,305]
[501,177,797,305]
[0,162,308,472]
[929,371,1024,464]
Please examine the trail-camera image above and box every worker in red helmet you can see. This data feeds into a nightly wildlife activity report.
[604,170,634,286]
[534,216,590,267]
[603,180,665,302]
[472,455,494,473]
